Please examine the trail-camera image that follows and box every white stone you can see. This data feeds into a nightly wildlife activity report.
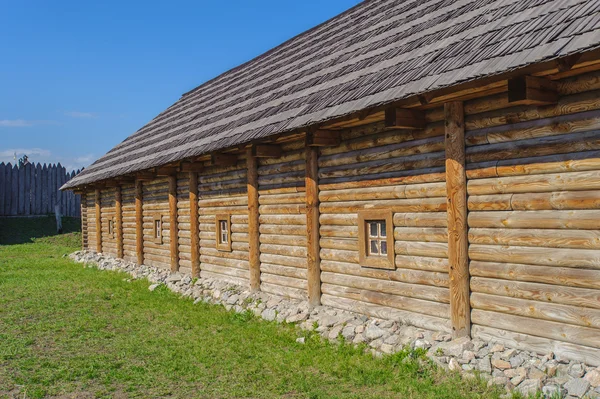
[148,284,160,291]
[564,378,590,398]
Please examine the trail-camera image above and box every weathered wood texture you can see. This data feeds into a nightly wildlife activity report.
[169,175,179,272]
[175,172,191,274]
[445,101,470,338]
[306,145,321,307]
[318,114,450,331]
[142,178,171,269]
[189,172,200,277]
[115,186,123,258]
[465,69,600,362]
[259,139,308,300]
[199,159,250,286]
[100,188,117,256]
[135,180,144,265]
[121,183,137,263]
[86,193,97,251]
[81,192,88,249]
[0,162,81,216]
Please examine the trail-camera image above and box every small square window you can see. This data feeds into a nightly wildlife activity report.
[216,214,232,252]
[358,210,394,269]
[153,214,163,244]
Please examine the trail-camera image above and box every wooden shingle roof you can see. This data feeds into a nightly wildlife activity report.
[64,0,600,189]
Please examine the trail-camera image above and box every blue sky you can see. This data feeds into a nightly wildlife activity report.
[0,0,361,171]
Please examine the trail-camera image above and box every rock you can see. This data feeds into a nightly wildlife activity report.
[328,325,343,340]
[585,369,600,388]
[546,362,558,377]
[286,312,308,323]
[448,358,461,372]
[564,378,590,398]
[148,283,160,291]
[501,348,517,360]
[380,344,395,354]
[528,367,545,380]
[509,354,524,368]
[436,337,474,357]
[479,356,493,374]
[226,294,239,305]
[488,377,509,388]
[492,359,512,370]
[490,343,505,353]
[569,363,586,378]
[353,334,366,345]
[517,379,542,397]
[166,273,182,283]
[365,324,386,340]
[296,337,305,344]
[510,374,525,386]
[542,384,563,398]
[462,350,476,363]
[414,339,431,350]
[261,308,277,321]
[319,315,339,328]
[355,325,365,334]
[369,338,383,349]
[341,325,356,341]
[384,334,400,346]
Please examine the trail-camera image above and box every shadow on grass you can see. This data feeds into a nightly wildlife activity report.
[0,215,81,245]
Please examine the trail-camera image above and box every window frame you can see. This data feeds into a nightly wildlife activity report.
[215,213,232,252]
[108,217,115,239]
[358,210,394,269]
[152,214,163,244]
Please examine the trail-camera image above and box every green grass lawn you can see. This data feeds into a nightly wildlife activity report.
[0,217,508,398]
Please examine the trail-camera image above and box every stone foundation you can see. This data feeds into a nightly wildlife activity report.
[70,251,600,399]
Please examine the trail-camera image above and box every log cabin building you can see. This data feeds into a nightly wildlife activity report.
[63,0,600,365]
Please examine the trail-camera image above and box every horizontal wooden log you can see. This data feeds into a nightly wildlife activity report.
[393,212,448,227]
[261,282,307,300]
[321,271,449,303]
[259,224,306,236]
[260,234,307,246]
[258,192,305,205]
[320,259,448,288]
[261,273,306,290]
[320,248,358,264]
[468,228,600,249]
[470,260,600,290]
[259,215,306,225]
[468,210,600,230]
[201,270,248,287]
[200,256,249,271]
[472,325,600,367]
[321,294,451,333]
[467,170,600,195]
[319,214,357,226]
[259,253,307,269]
[259,204,306,215]
[494,150,600,177]
[320,237,357,251]
[469,191,600,211]
[469,244,600,269]
[320,225,358,238]
[395,255,449,273]
[472,309,600,350]
[395,241,448,259]
[260,263,307,280]
[471,292,600,329]
[260,243,307,258]
[323,283,448,319]
[319,182,446,202]
[471,277,600,310]
[318,169,445,191]
[319,197,445,214]
[394,227,448,243]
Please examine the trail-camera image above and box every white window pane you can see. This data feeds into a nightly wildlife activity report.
[369,222,378,237]
[381,240,387,255]
[370,240,379,255]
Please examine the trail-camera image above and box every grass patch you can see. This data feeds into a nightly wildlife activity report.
[0,218,510,398]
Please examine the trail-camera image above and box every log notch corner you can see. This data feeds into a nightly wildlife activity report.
[444,101,471,338]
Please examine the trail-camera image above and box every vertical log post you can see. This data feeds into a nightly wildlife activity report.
[305,145,322,307]
[135,180,144,265]
[168,174,179,273]
[189,172,200,277]
[81,191,87,249]
[444,101,471,338]
[115,185,123,259]
[247,148,261,291]
[95,188,102,253]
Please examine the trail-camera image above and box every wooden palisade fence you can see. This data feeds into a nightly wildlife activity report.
[0,162,81,217]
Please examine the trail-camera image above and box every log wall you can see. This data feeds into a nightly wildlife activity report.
[100,188,116,256]
[77,67,600,365]
[317,120,451,332]
[258,140,308,300]
[86,193,97,250]
[463,70,600,365]
[198,160,250,286]
[121,183,137,262]
[142,178,171,269]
